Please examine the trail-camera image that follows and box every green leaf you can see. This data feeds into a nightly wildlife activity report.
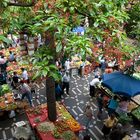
[49,65,57,70]
[49,73,60,81]
[96,35,102,42]
[32,71,41,80]
[94,22,99,27]
[0,35,12,44]
[42,69,48,77]
[56,41,62,52]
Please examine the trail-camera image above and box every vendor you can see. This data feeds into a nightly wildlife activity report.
[116,97,129,115]
[108,96,118,116]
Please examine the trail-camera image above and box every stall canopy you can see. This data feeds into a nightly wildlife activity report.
[102,72,140,97]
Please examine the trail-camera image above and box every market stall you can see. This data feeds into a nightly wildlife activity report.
[95,73,140,123]
[96,85,138,112]
[0,84,29,120]
[70,55,91,76]
[0,46,33,76]
[26,102,82,140]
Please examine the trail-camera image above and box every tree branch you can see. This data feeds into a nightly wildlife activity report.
[8,0,37,7]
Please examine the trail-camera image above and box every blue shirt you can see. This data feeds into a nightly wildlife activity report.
[9,53,14,61]
[55,85,62,95]
[108,99,118,110]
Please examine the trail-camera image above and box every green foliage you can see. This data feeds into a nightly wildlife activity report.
[31,46,61,81]
[0,0,134,80]
[0,84,11,96]
[0,6,35,34]
[0,35,12,44]
[125,2,140,38]
[66,34,91,60]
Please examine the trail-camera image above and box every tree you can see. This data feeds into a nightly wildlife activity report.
[28,0,130,121]
[0,0,136,121]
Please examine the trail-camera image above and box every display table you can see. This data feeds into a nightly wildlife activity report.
[37,131,62,140]
[0,92,29,113]
[26,103,82,140]
[131,106,140,122]
[26,106,48,128]
[0,93,17,111]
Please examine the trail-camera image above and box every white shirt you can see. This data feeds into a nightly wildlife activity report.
[90,78,100,86]
[22,70,28,80]
[20,83,31,93]
[62,74,70,83]
[108,60,116,67]
[65,60,70,70]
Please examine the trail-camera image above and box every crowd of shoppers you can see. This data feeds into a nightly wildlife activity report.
[0,45,136,140]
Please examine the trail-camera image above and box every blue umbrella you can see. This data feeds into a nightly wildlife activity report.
[102,71,140,97]
[72,26,85,34]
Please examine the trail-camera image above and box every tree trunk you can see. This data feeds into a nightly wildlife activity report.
[28,36,35,56]
[45,31,57,121]
[46,77,57,122]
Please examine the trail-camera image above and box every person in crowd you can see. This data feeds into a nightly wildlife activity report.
[0,69,6,85]
[62,71,70,95]
[21,68,29,83]
[116,97,129,115]
[9,51,15,62]
[108,95,118,116]
[94,68,101,78]
[97,93,104,119]
[0,55,8,72]
[82,104,93,129]
[108,59,116,68]
[0,55,6,64]
[64,59,70,71]
[100,58,107,74]
[11,72,19,89]
[99,56,107,74]
[19,81,32,107]
[79,60,86,77]
[89,76,101,97]
[109,123,126,140]
[55,82,63,100]
[29,80,39,99]
[55,58,62,69]
[83,135,90,140]
[102,113,118,139]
